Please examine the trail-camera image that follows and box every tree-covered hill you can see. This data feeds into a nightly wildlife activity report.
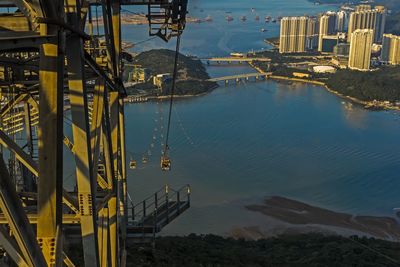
[126,49,217,96]
[132,49,210,80]
[325,67,400,102]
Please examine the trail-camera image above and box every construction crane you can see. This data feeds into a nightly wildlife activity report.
[0,0,189,266]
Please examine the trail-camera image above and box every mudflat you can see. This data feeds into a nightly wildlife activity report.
[241,196,400,240]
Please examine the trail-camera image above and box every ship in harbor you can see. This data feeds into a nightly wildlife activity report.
[226,15,234,21]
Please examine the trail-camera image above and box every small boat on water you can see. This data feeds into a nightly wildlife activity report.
[226,15,234,21]
[251,8,256,12]
[261,28,268,32]
[240,16,247,21]
[205,15,213,22]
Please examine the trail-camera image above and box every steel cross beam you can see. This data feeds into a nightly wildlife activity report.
[0,225,29,267]
[0,154,47,266]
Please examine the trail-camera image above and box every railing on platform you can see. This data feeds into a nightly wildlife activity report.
[128,184,191,236]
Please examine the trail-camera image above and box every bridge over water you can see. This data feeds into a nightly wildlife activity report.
[204,57,271,65]
[208,72,273,83]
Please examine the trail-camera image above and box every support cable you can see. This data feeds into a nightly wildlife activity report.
[163,33,181,156]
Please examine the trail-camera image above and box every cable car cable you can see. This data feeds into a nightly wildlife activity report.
[163,33,181,156]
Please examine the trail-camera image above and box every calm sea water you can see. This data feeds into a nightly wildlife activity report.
[118,0,400,235]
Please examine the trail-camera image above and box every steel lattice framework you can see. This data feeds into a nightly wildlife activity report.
[0,0,188,266]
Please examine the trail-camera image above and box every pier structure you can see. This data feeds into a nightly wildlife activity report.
[0,0,190,266]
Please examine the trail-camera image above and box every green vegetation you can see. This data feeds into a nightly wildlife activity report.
[65,233,400,266]
[125,49,217,96]
[133,49,209,80]
[326,67,400,102]
[135,234,400,267]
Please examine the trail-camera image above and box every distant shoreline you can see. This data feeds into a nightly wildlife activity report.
[267,75,400,111]
[93,14,202,26]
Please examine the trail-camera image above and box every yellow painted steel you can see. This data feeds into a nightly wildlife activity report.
[37,26,64,266]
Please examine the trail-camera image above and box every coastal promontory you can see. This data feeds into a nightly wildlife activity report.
[124,49,217,97]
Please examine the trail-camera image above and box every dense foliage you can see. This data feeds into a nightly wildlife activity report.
[124,234,400,267]
[133,49,210,80]
[325,67,400,101]
[126,49,218,96]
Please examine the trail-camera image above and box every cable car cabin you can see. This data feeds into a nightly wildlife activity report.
[129,160,137,170]
[161,156,171,171]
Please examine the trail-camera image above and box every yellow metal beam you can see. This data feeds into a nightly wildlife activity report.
[37,21,65,266]
[65,0,99,264]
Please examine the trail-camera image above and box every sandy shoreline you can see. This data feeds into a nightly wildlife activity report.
[230,196,400,242]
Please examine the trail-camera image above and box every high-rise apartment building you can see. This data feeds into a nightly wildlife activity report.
[355,4,372,12]
[336,11,346,32]
[348,29,373,71]
[306,18,318,50]
[348,7,386,43]
[279,16,315,53]
[318,12,337,52]
[381,34,400,65]
[374,6,387,43]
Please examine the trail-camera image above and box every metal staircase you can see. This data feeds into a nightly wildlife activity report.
[127,184,191,243]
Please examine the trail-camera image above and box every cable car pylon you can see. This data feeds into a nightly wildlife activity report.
[0,0,189,266]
